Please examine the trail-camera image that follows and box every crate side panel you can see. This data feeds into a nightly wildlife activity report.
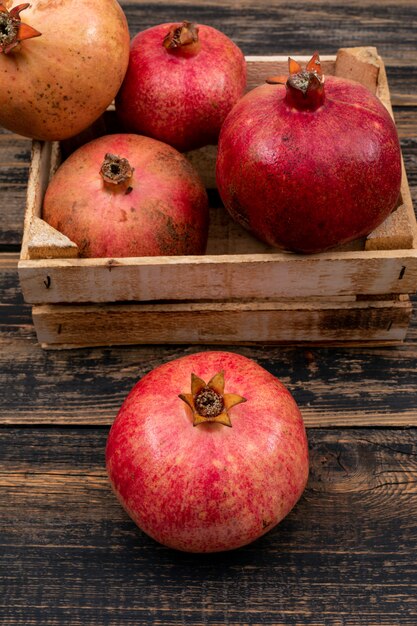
[32,299,411,348]
[18,251,417,304]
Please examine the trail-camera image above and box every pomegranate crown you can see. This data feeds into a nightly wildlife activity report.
[163,21,199,50]
[0,3,41,54]
[100,153,134,187]
[162,21,201,57]
[266,52,325,110]
[179,370,246,427]
[266,52,324,93]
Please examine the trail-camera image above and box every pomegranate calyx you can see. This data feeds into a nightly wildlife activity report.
[0,3,41,54]
[285,52,325,111]
[179,370,246,427]
[266,75,287,85]
[100,153,134,186]
[163,21,201,56]
[287,51,323,94]
[266,53,323,90]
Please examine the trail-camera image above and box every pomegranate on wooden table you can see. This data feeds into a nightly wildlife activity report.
[0,0,130,140]
[43,133,209,257]
[216,53,402,253]
[106,351,309,553]
[116,21,246,152]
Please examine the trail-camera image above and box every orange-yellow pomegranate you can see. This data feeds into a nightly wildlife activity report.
[0,0,130,140]
[106,351,309,553]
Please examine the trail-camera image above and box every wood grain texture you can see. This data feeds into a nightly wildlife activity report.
[26,217,78,260]
[1,427,417,625]
[31,297,412,348]
[0,129,31,248]
[17,249,417,305]
[117,0,417,60]
[1,263,417,426]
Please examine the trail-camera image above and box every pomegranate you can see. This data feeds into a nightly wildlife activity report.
[0,0,130,140]
[43,134,209,257]
[216,53,402,253]
[115,21,246,152]
[106,351,309,553]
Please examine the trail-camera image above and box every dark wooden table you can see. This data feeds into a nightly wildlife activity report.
[2,1,417,624]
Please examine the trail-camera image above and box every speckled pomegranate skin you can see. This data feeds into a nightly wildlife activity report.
[0,0,130,140]
[43,134,209,257]
[216,76,402,253]
[115,23,246,152]
[106,351,309,553]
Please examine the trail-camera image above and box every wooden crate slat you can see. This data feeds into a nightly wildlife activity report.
[27,216,78,260]
[18,250,417,304]
[32,297,411,348]
[335,46,380,94]
[21,140,64,261]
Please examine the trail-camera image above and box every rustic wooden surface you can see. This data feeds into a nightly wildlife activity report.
[1,1,417,624]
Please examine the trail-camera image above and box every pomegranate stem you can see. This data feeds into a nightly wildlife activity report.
[285,53,325,111]
[163,21,201,56]
[100,153,134,186]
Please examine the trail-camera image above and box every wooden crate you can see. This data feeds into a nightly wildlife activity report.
[18,47,417,349]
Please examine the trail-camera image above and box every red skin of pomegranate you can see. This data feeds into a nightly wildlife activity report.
[0,0,130,140]
[216,75,402,253]
[43,134,209,257]
[115,22,246,152]
[106,351,309,553]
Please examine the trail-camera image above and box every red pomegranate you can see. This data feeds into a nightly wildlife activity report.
[106,351,309,553]
[43,134,209,257]
[216,53,402,253]
[0,0,130,140]
[115,21,246,152]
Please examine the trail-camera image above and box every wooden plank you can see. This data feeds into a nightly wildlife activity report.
[17,250,417,304]
[335,46,379,94]
[31,298,412,348]
[0,130,31,247]
[20,140,59,261]
[1,427,417,625]
[116,0,417,68]
[27,217,78,260]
